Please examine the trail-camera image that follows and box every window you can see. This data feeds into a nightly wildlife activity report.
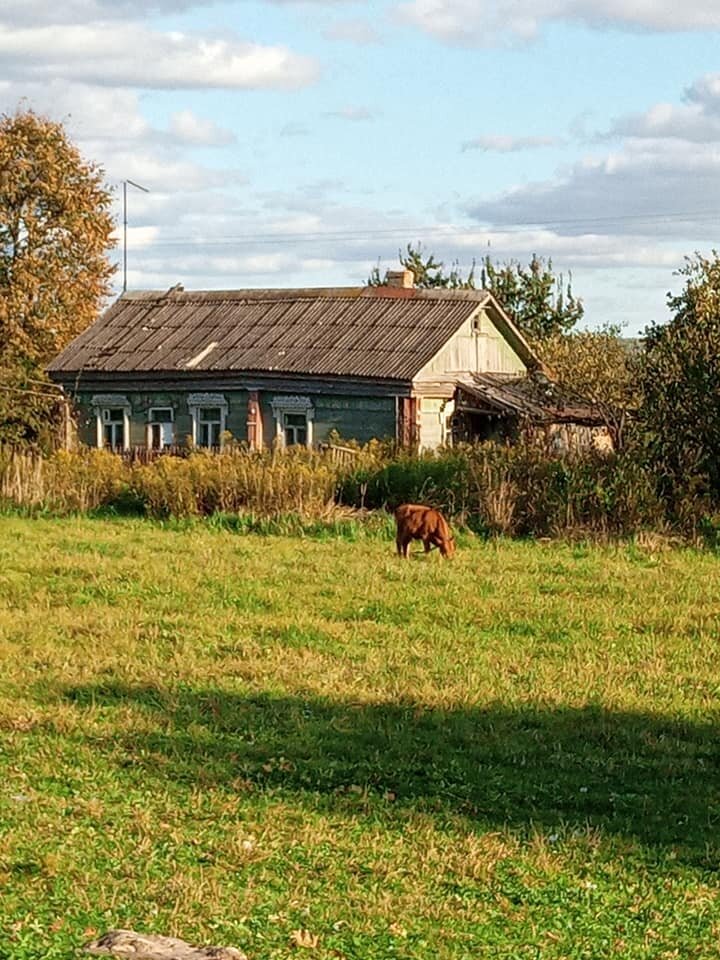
[197,407,222,448]
[148,407,174,449]
[103,408,126,449]
[271,395,314,448]
[92,395,130,450]
[188,393,228,448]
[282,412,308,447]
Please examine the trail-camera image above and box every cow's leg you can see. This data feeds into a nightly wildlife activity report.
[423,539,432,553]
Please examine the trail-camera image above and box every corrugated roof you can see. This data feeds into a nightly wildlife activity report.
[47,285,528,382]
[458,372,605,425]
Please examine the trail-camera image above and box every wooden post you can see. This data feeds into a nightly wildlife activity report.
[398,397,419,448]
[247,390,263,450]
[62,398,73,450]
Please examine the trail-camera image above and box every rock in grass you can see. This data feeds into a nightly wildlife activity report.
[83,929,247,960]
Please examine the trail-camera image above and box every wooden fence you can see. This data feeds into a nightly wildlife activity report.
[111,443,360,466]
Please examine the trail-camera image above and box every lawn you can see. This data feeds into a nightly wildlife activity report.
[1,515,720,959]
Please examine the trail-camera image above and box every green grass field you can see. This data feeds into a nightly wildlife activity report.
[2,515,720,959]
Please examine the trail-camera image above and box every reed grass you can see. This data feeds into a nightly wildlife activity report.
[0,441,704,540]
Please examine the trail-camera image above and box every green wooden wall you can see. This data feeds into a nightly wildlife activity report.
[74,389,397,448]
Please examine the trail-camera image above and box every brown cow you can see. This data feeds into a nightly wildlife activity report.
[394,503,456,559]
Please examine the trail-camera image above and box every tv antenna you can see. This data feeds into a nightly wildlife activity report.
[122,178,150,293]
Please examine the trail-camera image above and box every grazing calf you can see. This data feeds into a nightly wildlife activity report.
[394,503,456,559]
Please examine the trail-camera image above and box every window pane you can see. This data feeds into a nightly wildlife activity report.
[104,423,123,448]
[199,422,221,447]
[107,408,124,423]
[149,408,173,422]
[286,413,306,426]
[199,407,221,422]
[285,424,307,446]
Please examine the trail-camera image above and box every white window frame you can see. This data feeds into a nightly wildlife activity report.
[91,394,130,451]
[187,393,228,448]
[270,395,314,448]
[147,406,175,450]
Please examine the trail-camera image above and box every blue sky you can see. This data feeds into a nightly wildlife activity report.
[2,0,720,334]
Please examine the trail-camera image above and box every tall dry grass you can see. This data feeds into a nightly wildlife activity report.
[0,440,690,538]
[0,446,362,520]
[131,448,342,518]
[0,447,126,512]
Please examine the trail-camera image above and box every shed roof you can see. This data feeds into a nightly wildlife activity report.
[458,372,605,425]
[47,285,537,382]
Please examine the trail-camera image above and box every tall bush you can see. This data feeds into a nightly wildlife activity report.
[639,252,720,513]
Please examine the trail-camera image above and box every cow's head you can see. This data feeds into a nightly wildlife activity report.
[440,536,456,559]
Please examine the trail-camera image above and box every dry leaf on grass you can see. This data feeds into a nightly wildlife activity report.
[291,929,320,949]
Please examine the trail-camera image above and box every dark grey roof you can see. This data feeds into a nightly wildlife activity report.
[48,285,537,382]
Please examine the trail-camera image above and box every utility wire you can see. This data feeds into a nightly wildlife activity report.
[126,208,720,251]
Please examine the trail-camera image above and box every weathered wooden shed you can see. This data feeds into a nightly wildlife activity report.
[47,274,540,451]
[453,371,613,453]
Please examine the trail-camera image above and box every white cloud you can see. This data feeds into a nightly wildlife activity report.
[0,81,151,141]
[0,0,355,27]
[0,0,217,25]
[168,110,235,146]
[462,134,562,152]
[466,137,720,242]
[0,23,318,90]
[103,150,246,192]
[602,73,720,143]
[397,0,720,45]
[0,80,237,150]
[112,225,162,249]
[607,102,720,143]
[687,74,720,114]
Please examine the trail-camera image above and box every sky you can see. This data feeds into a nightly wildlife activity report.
[1,1,720,335]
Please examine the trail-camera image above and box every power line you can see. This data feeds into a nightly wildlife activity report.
[124,208,720,251]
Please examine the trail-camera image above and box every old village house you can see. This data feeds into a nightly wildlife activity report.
[48,271,609,452]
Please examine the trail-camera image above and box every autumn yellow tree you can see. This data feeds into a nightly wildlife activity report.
[0,109,115,445]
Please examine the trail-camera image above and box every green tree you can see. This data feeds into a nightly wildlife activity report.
[368,243,475,289]
[639,251,720,504]
[480,254,583,339]
[535,326,640,449]
[0,109,115,446]
[369,245,582,338]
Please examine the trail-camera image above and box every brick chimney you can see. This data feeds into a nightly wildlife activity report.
[385,268,415,289]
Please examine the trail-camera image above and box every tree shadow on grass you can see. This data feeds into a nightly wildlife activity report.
[61,682,720,863]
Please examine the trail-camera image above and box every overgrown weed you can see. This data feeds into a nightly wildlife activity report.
[2,441,719,543]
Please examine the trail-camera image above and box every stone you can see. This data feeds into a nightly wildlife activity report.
[83,929,247,960]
